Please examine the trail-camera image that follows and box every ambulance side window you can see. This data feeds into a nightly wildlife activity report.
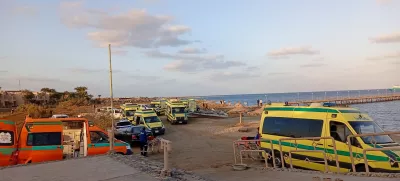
[27,132,62,146]
[90,131,109,143]
[329,121,352,143]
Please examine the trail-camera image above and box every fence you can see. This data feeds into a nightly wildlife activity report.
[347,131,400,173]
[233,139,276,168]
[278,137,340,173]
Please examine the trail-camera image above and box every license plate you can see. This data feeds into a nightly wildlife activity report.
[155,130,159,133]
[179,121,182,123]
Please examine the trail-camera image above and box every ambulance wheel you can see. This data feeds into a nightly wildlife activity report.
[266,151,284,168]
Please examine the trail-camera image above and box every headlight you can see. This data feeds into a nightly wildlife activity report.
[125,145,131,150]
[162,124,165,129]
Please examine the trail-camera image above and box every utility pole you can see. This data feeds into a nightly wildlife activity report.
[108,44,115,152]
[18,80,21,91]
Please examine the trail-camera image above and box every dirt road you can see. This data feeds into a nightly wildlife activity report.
[149,116,400,181]
[151,116,258,171]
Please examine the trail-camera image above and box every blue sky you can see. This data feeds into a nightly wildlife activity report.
[0,0,399,97]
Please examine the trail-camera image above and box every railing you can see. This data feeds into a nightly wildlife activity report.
[278,137,340,173]
[159,139,172,177]
[233,139,276,168]
[347,131,400,173]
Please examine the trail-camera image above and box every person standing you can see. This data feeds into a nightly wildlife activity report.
[139,127,148,157]
[73,140,80,158]
[259,99,263,107]
[257,99,260,107]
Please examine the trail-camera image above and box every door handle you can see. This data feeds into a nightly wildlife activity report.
[328,145,334,147]
[90,144,95,147]
[316,143,323,146]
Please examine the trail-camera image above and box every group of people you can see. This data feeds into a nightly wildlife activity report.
[256,99,263,107]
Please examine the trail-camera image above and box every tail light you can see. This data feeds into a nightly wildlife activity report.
[148,136,154,140]
[132,135,137,139]
[241,136,247,140]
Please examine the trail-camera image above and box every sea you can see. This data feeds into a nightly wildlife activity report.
[199,89,400,131]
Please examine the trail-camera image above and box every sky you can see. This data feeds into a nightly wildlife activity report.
[0,0,399,97]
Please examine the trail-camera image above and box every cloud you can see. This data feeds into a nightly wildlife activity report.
[209,72,259,81]
[376,0,392,4]
[69,68,122,73]
[0,56,7,59]
[312,57,325,62]
[268,46,319,58]
[0,70,8,73]
[128,74,160,80]
[267,72,288,76]
[146,50,223,61]
[60,1,83,9]
[366,51,400,60]
[178,47,207,54]
[245,66,260,71]
[370,32,400,43]
[163,56,245,72]
[59,3,195,48]
[112,50,128,56]
[299,63,326,68]
[17,76,61,82]
[12,5,38,16]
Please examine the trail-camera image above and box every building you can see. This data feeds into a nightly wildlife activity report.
[0,89,50,108]
[0,90,21,108]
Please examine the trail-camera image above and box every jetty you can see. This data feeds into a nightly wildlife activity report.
[298,94,400,105]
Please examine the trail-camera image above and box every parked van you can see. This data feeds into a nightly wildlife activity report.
[259,102,400,173]
[122,106,137,122]
[133,109,165,135]
[149,101,164,115]
[16,117,131,164]
[0,120,18,167]
[165,99,188,124]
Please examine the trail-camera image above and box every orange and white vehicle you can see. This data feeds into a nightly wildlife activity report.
[16,117,132,164]
[88,125,132,155]
[0,120,18,167]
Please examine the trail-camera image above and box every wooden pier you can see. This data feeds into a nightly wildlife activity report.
[298,94,400,105]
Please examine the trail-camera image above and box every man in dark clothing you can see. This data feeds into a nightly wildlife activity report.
[254,127,261,146]
[139,127,148,156]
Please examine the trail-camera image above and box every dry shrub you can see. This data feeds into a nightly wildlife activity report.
[83,113,113,130]
[16,104,52,118]
[247,107,264,116]
[58,98,89,108]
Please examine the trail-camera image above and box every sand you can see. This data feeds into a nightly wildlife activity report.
[148,115,400,180]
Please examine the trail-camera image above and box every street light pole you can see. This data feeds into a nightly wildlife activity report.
[108,44,115,152]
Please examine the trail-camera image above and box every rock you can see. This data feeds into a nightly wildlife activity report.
[238,127,249,132]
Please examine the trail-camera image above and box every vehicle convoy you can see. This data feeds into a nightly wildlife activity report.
[121,103,138,122]
[133,109,165,135]
[15,117,131,165]
[0,120,18,167]
[259,102,400,173]
[166,99,188,124]
[186,99,197,113]
[149,101,165,115]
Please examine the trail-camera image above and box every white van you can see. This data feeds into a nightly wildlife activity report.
[51,114,69,118]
